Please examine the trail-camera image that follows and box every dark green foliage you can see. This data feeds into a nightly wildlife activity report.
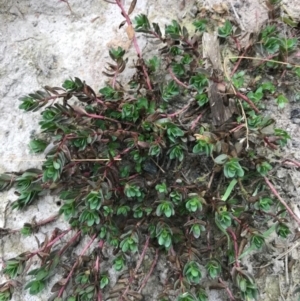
[0,4,296,301]
[193,19,207,32]
[218,20,233,38]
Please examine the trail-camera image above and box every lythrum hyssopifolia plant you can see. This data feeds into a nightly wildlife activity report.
[0,1,299,300]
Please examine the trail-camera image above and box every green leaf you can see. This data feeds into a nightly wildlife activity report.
[256,161,272,176]
[29,139,48,153]
[193,19,207,32]
[251,234,264,249]
[155,183,168,193]
[190,224,204,239]
[25,280,45,295]
[276,94,288,109]
[100,275,110,289]
[186,195,203,212]
[99,85,122,101]
[224,158,244,178]
[169,145,184,161]
[218,20,233,38]
[206,259,221,279]
[280,37,297,53]
[196,289,208,301]
[133,14,151,32]
[166,124,184,142]
[232,71,245,89]
[189,74,208,92]
[214,154,228,165]
[215,211,232,229]
[113,256,125,271]
[276,223,290,238]
[195,93,209,107]
[156,201,174,218]
[109,47,125,61]
[221,179,238,201]
[162,81,180,102]
[172,63,185,77]
[183,261,202,284]
[146,56,160,73]
[165,20,182,39]
[193,139,212,156]
[62,79,77,90]
[263,36,281,53]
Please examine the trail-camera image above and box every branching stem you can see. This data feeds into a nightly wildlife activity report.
[264,177,300,226]
[58,234,97,298]
[227,228,240,268]
[119,236,150,300]
[114,0,152,90]
[138,248,159,293]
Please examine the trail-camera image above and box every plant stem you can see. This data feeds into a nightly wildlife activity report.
[219,278,235,301]
[138,248,159,293]
[230,47,249,76]
[282,159,300,168]
[163,103,190,118]
[60,0,73,13]
[168,68,189,89]
[190,108,208,130]
[115,0,152,91]
[86,113,121,123]
[7,214,59,235]
[235,91,260,113]
[227,228,240,267]
[264,177,300,226]
[119,235,150,300]
[58,230,81,256]
[58,234,97,298]
[30,229,71,258]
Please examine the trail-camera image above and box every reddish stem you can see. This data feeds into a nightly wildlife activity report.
[282,159,300,168]
[264,137,278,150]
[264,177,300,226]
[138,248,159,293]
[162,103,190,118]
[29,229,71,258]
[168,68,189,89]
[86,113,120,123]
[119,236,150,300]
[227,228,240,268]
[250,53,279,70]
[190,108,208,130]
[219,278,236,301]
[115,0,152,91]
[58,230,81,256]
[58,234,97,298]
[232,36,241,52]
[235,91,260,113]
[60,0,73,13]
[230,47,249,77]
[8,214,59,235]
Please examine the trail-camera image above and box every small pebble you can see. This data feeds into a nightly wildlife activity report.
[291,108,300,119]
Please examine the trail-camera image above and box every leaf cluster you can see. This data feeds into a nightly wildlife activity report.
[0,3,297,301]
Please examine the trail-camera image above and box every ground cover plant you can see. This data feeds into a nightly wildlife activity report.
[1,0,300,300]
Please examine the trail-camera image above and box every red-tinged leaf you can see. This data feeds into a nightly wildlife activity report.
[102,71,115,77]
[51,279,68,292]
[106,63,118,71]
[137,141,150,148]
[119,20,126,29]
[72,105,87,116]
[128,0,137,15]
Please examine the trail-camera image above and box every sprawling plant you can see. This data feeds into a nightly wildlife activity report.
[0,0,299,300]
